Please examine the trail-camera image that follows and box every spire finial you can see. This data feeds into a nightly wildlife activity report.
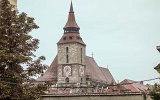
[63,1,80,33]
[70,1,74,12]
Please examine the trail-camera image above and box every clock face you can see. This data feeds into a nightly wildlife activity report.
[63,65,71,76]
[79,66,84,76]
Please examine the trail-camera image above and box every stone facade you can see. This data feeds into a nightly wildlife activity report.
[40,93,152,100]
[57,43,86,65]
[57,40,87,92]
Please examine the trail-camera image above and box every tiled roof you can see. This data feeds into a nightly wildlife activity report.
[120,79,149,92]
[85,56,115,84]
[64,2,79,29]
[36,56,58,82]
[100,67,115,84]
[37,56,115,84]
[57,33,85,45]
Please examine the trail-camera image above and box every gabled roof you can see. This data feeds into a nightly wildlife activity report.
[85,56,115,84]
[37,56,115,85]
[36,56,58,82]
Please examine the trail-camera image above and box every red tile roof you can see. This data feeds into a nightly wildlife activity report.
[85,56,115,84]
[64,2,79,29]
[57,33,85,45]
[37,56,58,82]
[120,79,149,93]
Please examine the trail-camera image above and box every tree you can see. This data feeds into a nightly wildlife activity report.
[150,83,160,100]
[0,0,48,99]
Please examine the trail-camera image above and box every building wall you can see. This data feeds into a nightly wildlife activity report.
[57,43,86,83]
[40,94,152,100]
[57,43,86,65]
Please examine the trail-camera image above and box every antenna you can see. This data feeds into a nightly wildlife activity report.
[92,52,94,58]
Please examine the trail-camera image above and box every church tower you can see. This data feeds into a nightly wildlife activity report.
[57,2,86,85]
[37,1,116,94]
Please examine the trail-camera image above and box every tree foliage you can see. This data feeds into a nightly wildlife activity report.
[150,83,160,100]
[0,0,48,99]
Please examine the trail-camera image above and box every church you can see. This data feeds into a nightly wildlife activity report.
[37,2,115,93]
[3,0,151,96]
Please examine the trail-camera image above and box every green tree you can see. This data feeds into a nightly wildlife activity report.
[150,84,160,100]
[0,0,48,99]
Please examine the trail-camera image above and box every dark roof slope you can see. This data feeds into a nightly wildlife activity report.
[120,79,149,92]
[85,56,115,84]
[37,56,58,82]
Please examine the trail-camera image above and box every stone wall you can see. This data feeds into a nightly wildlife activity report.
[57,43,86,83]
[57,43,85,65]
[40,93,152,100]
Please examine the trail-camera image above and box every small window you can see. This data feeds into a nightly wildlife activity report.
[63,37,66,40]
[66,55,69,63]
[66,47,69,63]
[65,77,69,83]
[81,78,83,83]
[69,36,73,40]
[66,47,69,53]
[81,48,82,64]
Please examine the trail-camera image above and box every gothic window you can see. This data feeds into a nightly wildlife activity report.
[66,47,69,63]
[81,48,82,64]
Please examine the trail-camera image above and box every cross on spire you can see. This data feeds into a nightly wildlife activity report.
[70,1,73,12]
[92,52,94,58]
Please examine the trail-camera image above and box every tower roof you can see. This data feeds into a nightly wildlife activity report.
[64,1,80,29]
[58,1,85,45]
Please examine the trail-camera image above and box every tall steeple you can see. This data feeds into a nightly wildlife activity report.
[57,1,85,45]
[63,1,80,33]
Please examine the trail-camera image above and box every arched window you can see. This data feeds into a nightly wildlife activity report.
[65,77,69,83]
[66,47,69,63]
[81,78,83,83]
[81,48,82,64]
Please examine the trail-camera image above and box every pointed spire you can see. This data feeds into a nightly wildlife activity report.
[70,1,73,13]
[63,1,80,33]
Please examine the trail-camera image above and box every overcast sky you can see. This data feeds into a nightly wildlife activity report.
[18,0,160,84]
